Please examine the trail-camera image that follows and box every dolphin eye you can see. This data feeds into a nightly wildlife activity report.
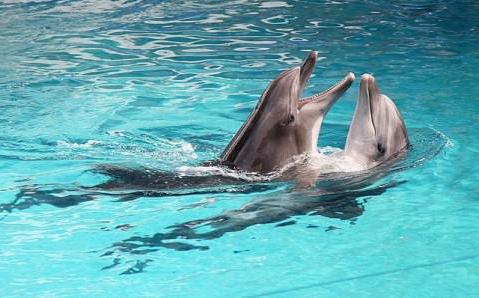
[377,143,385,154]
[280,114,295,126]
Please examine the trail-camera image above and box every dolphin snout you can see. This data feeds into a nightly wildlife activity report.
[346,72,356,81]
[360,73,381,100]
[361,73,374,82]
[300,51,318,89]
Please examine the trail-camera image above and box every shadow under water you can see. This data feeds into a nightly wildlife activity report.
[106,180,405,254]
[0,173,282,213]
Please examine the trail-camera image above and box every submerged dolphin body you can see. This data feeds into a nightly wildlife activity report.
[107,180,403,253]
[220,51,355,174]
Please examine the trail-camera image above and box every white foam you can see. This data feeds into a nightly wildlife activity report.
[259,1,293,9]
[276,148,369,175]
[176,147,369,181]
[179,142,195,155]
[119,139,198,163]
[164,140,198,160]
[176,165,271,182]
[309,152,367,174]
[432,128,454,148]
[57,140,101,148]
[107,130,126,137]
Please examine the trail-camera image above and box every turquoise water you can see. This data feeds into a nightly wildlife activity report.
[1,0,478,296]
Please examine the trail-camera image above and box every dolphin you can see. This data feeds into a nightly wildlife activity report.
[343,74,409,168]
[220,51,355,174]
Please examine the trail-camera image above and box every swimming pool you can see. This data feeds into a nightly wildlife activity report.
[1,0,478,296]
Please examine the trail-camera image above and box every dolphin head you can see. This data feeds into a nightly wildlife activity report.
[258,65,301,129]
[220,51,355,173]
[345,74,409,166]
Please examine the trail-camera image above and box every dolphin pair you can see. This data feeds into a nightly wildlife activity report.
[220,51,409,174]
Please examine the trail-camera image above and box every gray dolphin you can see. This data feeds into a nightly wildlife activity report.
[220,51,355,173]
[344,74,409,167]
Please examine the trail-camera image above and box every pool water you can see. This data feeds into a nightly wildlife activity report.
[1,0,478,296]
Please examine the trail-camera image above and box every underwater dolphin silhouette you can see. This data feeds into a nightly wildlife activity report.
[220,51,355,173]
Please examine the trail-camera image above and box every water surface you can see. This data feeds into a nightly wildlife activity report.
[0,0,478,297]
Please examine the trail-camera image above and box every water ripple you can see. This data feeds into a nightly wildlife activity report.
[1,0,478,296]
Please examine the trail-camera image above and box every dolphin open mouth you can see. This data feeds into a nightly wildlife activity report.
[300,72,356,106]
[297,51,355,109]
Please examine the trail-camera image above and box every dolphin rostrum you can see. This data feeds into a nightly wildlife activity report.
[220,51,355,174]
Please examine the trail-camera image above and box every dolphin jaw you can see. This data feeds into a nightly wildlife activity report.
[299,51,318,90]
[299,72,355,110]
[294,51,354,110]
